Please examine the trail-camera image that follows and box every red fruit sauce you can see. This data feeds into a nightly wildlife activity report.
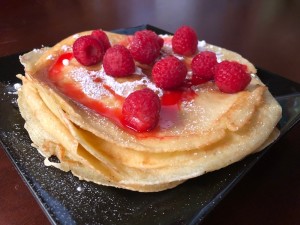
[48,52,197,135]
[48,52,73,81]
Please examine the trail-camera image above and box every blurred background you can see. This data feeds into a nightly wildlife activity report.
[1,0,299,82]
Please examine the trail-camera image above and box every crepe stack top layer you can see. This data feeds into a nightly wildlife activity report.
[17,28,282,192]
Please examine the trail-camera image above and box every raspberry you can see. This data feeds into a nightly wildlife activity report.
[122,88,161,132]
[172,25,198,56]
[191,75,209,86]
[191,51,217,82]
[91,29,111,52]
[129,30,162,64]
[152,56,187,89]
[103,45,135,77]
[214,61,251,93]
[73,35,104,66]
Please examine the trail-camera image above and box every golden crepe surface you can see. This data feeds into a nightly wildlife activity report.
[17,29,282,192]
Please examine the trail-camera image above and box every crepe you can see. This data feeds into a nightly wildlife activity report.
[17,30,282,192]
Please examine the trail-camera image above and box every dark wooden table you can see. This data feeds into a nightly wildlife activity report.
[1,0,299,224]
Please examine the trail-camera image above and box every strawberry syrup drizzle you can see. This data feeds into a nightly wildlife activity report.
[48,52,198,135]
[48,52,73,81]
[161,88,196,106]
[48,53,124,127]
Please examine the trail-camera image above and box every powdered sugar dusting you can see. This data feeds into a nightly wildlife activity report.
[73,34,80,39]
[161,42,184,60]
[61,45,72,52]
[69,66,163,100]
[14,83,22,91]
[32,48,45,54]
[159,34,171,39]
[70,68,110,99]
[46,54,55,60]
[215,51,223,62]
[187,70,193,79]
[62,59,70,66]
[197,40,206,50]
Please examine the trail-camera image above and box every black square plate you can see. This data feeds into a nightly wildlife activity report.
[1,25,300,225]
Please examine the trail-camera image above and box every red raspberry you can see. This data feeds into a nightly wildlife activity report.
[122,88,161,132]
[91,29,111,52]
[73,35,104,66]
[172,25,198,56]
[191,51,217,82]
[103,45,135,77]
[214,61,251,93]
[152,56,187,89]
[191,75,209,86]
[129,30,162,65]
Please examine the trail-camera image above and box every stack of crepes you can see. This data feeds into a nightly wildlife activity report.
[17,30,282,192]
